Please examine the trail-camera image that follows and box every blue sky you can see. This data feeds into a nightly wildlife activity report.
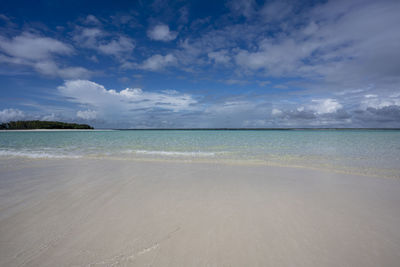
[0,0,400,128]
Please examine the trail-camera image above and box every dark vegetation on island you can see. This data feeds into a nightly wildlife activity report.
[0,121,93,130]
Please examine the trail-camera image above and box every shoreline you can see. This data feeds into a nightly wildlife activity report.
[1,154,399,179]
[1,158,400,266]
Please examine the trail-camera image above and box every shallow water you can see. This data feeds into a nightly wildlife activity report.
[1,130,400,177]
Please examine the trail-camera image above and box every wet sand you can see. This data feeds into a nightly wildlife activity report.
[0,158,400,266]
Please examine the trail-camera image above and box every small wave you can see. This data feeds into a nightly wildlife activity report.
[0,150,81,159]
[131,150,217,157]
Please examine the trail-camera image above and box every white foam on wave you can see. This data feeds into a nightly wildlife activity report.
[0,150,82,159]
[131,150,217,157]
[0,148,219,160]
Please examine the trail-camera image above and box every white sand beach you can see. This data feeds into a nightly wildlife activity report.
[1,158,400,266]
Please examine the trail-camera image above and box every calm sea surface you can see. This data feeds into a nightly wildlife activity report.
[1,130,400,177]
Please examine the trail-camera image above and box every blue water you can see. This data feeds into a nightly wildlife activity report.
[1,130,400,177]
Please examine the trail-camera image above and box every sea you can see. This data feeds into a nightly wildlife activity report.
[1,129,400,178]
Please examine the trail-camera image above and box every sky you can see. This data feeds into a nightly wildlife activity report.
[0,0,400,128]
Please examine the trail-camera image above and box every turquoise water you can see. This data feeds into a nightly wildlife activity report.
[1,130,400,177]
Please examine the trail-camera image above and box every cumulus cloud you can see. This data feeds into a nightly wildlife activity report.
[76,109,97,120]
[41,113,59,121]
[0,108,25,122]
[364,106,400,122]
[310,99,342,114]
[58,80,197,115]
[0,32,73,60]
[97,36,135,56]
[56,79,200,128]
[361,94,400,109]
[147,24,178,41]
[33,61,92,79]
[271,99,343,120]
[73,27,104,47]
[208,50,230,64]
[0,32,91,79]
[73,27,135,58]
[234,36,321,77]
[263,98,353,127]
[266,93,400,127]
[84,15,101,25]
[271,108,282,116]
[139,54,177,71]
[352,105,400,127]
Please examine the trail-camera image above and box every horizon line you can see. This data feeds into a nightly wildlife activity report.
[107,128,400,130]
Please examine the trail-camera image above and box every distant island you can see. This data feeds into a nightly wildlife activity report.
[0,120,94,130]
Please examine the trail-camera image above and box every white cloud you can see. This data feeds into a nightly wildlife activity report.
[84,15,101,25]
[0,108,25,122]
[34,61,92,79]
[221,79,249,85]
[0,32,91,79]
[73,27,134,57]
[0,32,73,61]
[58,80,197,117]
[271,108,282,116]
[73,27,104,47]
[56,66,92,79]
[139,54,177,71]
[361,95,400,109]
[365,94,377,98]
[147,24,178,41]
[205,101,251,114]
[310,99,342,114]
[208,50,230,64]
[41,113,58,121]
[234,38,314,76]
[97,36,135,56]
[76,110,97,120]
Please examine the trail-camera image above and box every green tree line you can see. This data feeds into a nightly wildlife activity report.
[0,120,94,130]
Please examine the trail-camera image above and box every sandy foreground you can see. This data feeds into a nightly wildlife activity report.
[0,159,400,267]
